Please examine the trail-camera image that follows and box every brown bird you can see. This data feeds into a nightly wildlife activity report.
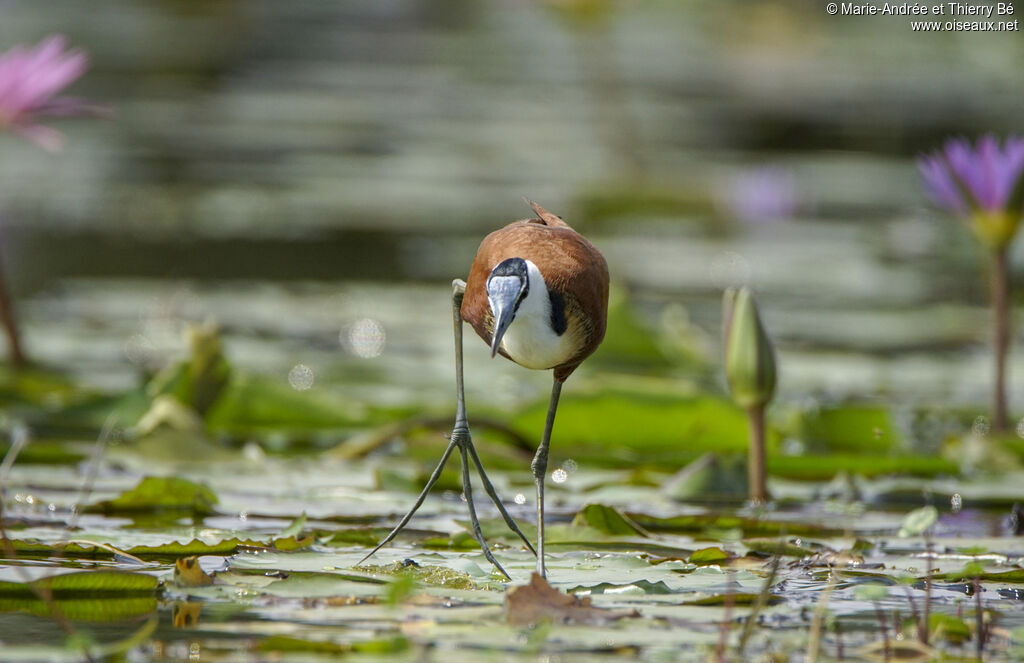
[360,201,609,579]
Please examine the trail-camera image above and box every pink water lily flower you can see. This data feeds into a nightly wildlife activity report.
[0,35,95,151]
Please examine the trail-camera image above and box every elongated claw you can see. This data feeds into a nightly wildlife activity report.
[357,437,458,567]
[466,441,536,556]
[459,444,512,580]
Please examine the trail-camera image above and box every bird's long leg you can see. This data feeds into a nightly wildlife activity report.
[466,442,537,556]
[531,378,563,579]
[360,280,529,576]
[458,444,511,580]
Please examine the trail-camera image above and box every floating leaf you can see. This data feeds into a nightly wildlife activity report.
[768,454,958,481]
[506,573,639,626]
[513,394,754,467]
[0,571,158,598]
[255,635,347,654]
[84,476,219,516]
[206,373,364,435]
[8,534,307,561]
[798,405,899,454]
[627,512,840,538]
[572,504,649,537]
[853,584,889,601]
[743,538,820,557]
[685,593,784,606]
[689,547,731,565]
[255,635,408,655]
[664,453,747,501]
[278,512,307,539]
[940,565,1024,583]
[566,580,674,595]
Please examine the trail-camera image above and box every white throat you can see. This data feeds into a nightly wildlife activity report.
[496,259,575,370]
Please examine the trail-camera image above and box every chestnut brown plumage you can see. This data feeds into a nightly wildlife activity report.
[462,206,608,381]
[360,201,608,580]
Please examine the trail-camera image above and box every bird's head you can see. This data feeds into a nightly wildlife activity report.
[486,257,530,357]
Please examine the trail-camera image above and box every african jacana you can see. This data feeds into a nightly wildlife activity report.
[360,201,608,579]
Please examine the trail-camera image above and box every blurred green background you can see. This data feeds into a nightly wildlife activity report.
[0,0,1022,435]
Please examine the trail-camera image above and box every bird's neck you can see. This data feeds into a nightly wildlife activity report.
[498,260,575,370]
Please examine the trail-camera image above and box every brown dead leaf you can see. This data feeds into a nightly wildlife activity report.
[505,573,638,626]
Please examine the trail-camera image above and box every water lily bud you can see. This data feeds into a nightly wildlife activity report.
[723,287,777,409]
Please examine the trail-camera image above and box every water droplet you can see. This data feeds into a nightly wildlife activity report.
[951,493,963,513]
[288,364,315,391]
[972,416,990,437]
[551,468,568,484]
[345,318,386,358]
[514,493,526,505]
[564,459,578,473]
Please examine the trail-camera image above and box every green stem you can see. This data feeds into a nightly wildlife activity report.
[0,251,24,367]
[747,404,767,502]
[992,248,1010,432]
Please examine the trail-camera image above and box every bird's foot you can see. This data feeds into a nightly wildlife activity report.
[358,421,536,581]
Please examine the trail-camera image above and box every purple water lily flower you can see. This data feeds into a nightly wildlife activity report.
[0,35,94,151]
[717,167,800,225]
[919,135,1024,217]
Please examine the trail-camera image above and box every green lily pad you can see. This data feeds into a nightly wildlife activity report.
[798,404,899,454]
[84,476,219,516]
[572,504,649,537]
[513,394,757,467]
[768,454,959,480]
[689,547,731,565]
[255,635,409,655]
[0,570,158,598]
[206,374,364,435]
[627,512,841,538]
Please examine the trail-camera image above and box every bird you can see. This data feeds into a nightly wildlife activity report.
[359,201,609,580]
